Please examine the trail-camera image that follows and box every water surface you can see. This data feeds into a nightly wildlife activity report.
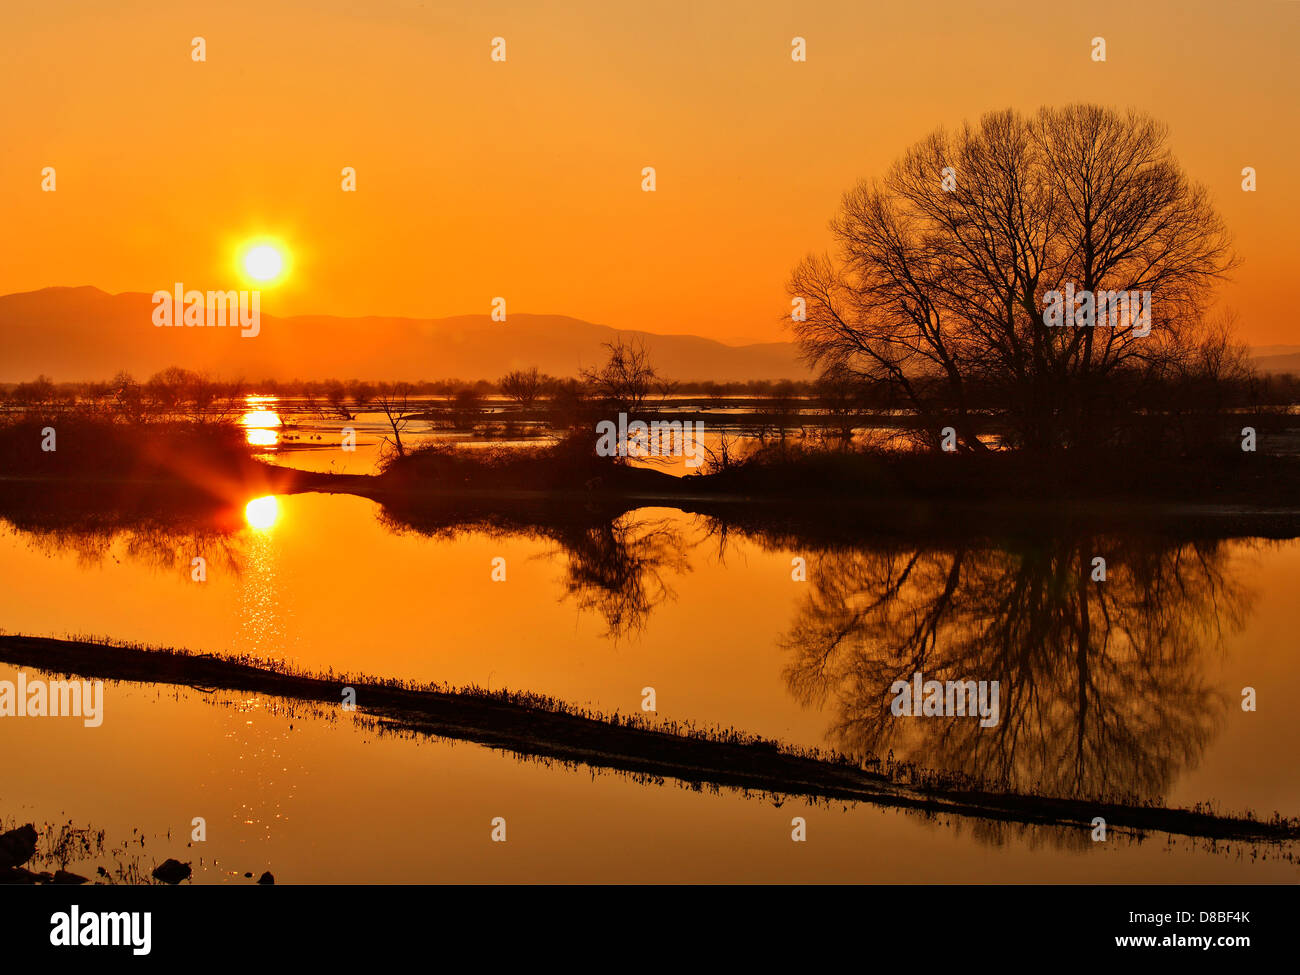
[1,491,1297,881]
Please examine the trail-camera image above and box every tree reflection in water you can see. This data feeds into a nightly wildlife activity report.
[779,536,1255,801]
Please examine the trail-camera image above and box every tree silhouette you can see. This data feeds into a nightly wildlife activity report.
[789,105,1237,452]
[580,337,669,415]
[499,367,550,410]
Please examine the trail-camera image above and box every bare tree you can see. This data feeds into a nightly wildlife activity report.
[10,374,59,415]
[347,380,375,413]
[108,371,143,420]
[815,364,867,447]
[452,385,483,430]
[374,382,414,458]
[323,380,350,418]
[789,104,1237,453]
[580,337,669,414]
[754,379,800,443]
[547,377,589,431]
[499,367,548,410]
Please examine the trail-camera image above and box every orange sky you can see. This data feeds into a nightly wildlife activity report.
[2,0,1296,345]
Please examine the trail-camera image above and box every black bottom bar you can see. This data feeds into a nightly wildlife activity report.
[1,883,1294,962]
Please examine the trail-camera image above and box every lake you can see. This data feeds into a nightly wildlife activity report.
[1,484,1296,882]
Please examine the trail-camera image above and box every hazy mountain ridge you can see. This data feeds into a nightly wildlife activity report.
[0,286,812,383]
[1251,352,1300,375]
[1,286,1292,383]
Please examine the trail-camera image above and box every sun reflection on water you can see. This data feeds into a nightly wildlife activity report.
[241,398,282,447]
[244,495,280,531]
[234,496,291,665]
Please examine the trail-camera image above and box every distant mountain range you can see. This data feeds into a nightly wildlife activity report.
[1248,347,1300,376]
[0,287,812,383]
[1,286,1294,383]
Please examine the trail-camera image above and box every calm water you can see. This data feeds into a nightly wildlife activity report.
[240,396,914,475]
[1,487,1297,882]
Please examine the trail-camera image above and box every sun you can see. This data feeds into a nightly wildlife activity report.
[245,245,282,281]
[237,239,291,286]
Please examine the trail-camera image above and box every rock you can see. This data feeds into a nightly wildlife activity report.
[52,869,88,885]
[256,871,274,885]
[0,824,38,869]
[151,858,192,884]
[0,866,41,884]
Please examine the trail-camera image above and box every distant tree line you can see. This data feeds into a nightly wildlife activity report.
[2,328,1296,459]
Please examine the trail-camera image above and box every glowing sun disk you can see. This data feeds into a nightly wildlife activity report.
[238,240,290,286]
